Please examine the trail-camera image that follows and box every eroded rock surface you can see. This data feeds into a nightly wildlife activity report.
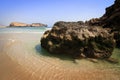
[87,0,120,47]
[41,21,115,59]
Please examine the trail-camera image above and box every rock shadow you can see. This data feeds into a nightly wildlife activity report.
[35,44,77,63]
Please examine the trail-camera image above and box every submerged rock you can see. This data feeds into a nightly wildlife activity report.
[41,21,115,59]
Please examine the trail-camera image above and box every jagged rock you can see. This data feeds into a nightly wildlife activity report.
[9,22,47,27]
[85,18,102,26]
[41,21,115,59]
[87,0,120,48]
[101,0,120,30]
[88,0,120,29]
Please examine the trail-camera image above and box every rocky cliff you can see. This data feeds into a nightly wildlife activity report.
[9,22,47,27]
[87,0,120,48]
[87,0,120,28]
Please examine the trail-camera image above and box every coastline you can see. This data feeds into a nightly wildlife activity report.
[0,31,120,80]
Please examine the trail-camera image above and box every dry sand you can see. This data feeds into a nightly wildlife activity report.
[0,33,120,80]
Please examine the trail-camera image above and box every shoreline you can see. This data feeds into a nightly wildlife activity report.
[0,32,120,80]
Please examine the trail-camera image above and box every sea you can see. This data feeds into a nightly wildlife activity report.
[0,27,51,33]
[0,26,120,80]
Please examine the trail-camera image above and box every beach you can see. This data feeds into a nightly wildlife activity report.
[0,29,120,80]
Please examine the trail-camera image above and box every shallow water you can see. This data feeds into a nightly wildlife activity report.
[0,27,47,33]
[0,28,120,80]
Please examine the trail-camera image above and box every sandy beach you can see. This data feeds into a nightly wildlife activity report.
[0,32,120,80]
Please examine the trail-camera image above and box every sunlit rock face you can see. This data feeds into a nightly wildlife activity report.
[9,22,47,27]
[10,22,28,27]
[41,21,115,59]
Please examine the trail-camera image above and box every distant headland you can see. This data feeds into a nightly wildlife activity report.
[9,22,47,27]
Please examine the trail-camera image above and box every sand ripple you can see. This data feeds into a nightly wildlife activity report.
[0,33,120,80]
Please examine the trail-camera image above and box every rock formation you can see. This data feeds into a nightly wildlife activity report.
[41,21,115,59]
[87,0,120,48]
[10,22,28,27]
[31,23,47,27]
[9,22,47,27]
[41,0,119,59]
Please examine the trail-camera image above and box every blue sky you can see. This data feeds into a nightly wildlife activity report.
[0,0,114,26]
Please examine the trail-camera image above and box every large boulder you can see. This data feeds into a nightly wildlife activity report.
[41,21,115,59]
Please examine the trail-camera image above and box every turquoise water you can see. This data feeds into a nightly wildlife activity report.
[0,26,120,80]
[0,27,51,33]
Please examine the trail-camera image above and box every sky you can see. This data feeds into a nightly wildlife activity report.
[0,0,114,26]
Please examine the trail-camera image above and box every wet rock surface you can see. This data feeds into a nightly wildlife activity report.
[41,21,115,59]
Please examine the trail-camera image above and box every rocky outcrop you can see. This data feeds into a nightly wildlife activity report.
[9,22,47,27]
[10,22,28,27]
[87,0,120,29]
[0,24,6,28]
[31,23,47,27]
[101,0,120,29]
[41,21,115,59]
[87,0,120,48]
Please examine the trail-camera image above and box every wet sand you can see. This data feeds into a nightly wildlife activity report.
[0,33,120,80]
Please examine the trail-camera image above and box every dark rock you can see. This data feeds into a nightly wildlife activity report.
[85,18,102,26]
[87,0,120,48]
[114,31,120,48]
[88,0,120,30]
[101,0,120,30]
[41,21,115,59]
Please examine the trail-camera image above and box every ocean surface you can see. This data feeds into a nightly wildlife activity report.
[0,27,51,33]
[0,27,120,80]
